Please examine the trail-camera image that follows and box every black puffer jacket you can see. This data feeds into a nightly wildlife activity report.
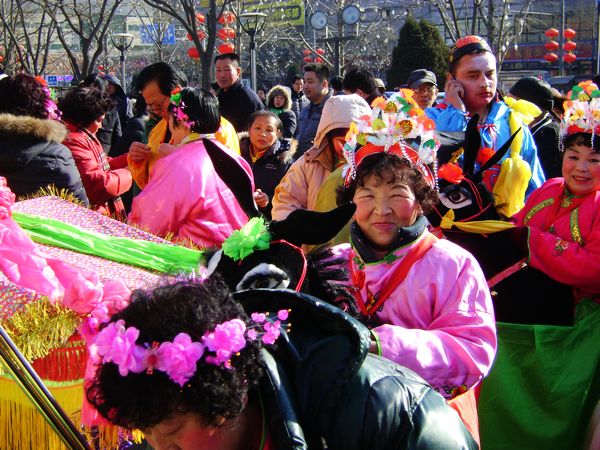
[0,113,89,205]
[236,289,478,450]
[239,134,295,219]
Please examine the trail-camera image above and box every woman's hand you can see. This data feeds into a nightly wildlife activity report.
[253,189,269,208]
[128,142,151,163]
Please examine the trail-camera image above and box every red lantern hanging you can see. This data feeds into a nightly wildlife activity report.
[563,28,576,40]
[0,55,4,63]
[316,48,325,55]
[187,47,200,59]
[197,30,207,40]
[545,28,559,39]
[314,57,324,63]
[543,53,558,63]
[97,64,104,71]
[218,42,235,54]
[303,49,311,56]
[563,53,577,64]
[217,27,235,40]
[563,41,577,52]
[544,40,559,51]
[218,11,235,24]
[187,33,193,41]
[195,13,206,23]
[303,56,313,63]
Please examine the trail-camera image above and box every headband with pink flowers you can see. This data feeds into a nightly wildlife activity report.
[90,309,290,387]
[561,80,600,148]
[170,87,195,129]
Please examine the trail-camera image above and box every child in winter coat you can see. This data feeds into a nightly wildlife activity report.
[239,111,295,219]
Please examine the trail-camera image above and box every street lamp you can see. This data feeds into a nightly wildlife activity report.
[238,12,267,92]
[110,33,134,94]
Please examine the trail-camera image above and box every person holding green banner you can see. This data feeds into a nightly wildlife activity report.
[478,80,600,449]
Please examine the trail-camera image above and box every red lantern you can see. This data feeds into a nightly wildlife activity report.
[0,55,4,63]
[187,47,200,59]
[218,11,235,24]
[564,28,576,40]
[543,53,558,63]
[97,64,104,71]
[198,31,207,40]
[316,48,325,55]
[303,56,313,63]
[303,49,311,56]
[545,28,559,39]
[195,13,205,23]
[314,57,324,63]
[217,27,235,40]
[218,42,235,54]
[544,40,559,51]
[563,53,577,64]
[563,41,577,52]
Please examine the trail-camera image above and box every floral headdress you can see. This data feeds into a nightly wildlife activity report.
[34,76,61,121]
[342,90,439,188]
[170,86,194,128]
[90,309,290,387]
[561,80,600,148]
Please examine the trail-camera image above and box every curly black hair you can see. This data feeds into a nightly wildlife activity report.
[0,73,52,119]
[85,277,264,430]
[168,87,220,134]
[337,151,439,214]
[58,87,114,129]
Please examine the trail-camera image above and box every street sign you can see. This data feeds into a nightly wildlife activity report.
[199,0,304,26]
[140,24,176,45]
[46,75,58,87]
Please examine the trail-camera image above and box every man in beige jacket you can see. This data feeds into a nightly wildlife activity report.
[271,94,371,220]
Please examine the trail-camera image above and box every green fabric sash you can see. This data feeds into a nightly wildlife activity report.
[478,300,600,449]
[12,212,204,275]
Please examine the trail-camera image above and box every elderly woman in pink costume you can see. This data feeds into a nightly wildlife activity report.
[332,94,496,442]
[128,87,250,247]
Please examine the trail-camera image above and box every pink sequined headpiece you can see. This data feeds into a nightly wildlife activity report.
[90,309,290,387]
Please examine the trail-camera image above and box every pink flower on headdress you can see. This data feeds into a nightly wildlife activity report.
[101,280,131,316]
[203,318,247,366]
[0,177,15,219]
[251,312,266,323]
[261,320,281,345]
[277,309,289,321]
[157,333,205,386]
[93,320,146,376]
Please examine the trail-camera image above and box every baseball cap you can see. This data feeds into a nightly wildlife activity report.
[407,69,437,89]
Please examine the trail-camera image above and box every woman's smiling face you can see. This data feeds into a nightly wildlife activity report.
[562,142,600,195]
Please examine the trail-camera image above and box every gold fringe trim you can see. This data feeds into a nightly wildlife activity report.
[0,375,127,449]
[0,300,80,365]
[16,185,84,206]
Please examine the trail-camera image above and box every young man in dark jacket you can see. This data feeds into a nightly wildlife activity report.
[215,53,264,132]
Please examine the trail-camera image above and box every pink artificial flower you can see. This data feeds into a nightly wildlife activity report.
[277,309,289,321]
[203,319,247,366]
[261,321,281,345]
[157,333,205,386]
[101,280,131,315]
[93,320,145,376]
[0,177,15,219]
[251,312,266,323]
[247,329,258,341]
[62,273,104,315]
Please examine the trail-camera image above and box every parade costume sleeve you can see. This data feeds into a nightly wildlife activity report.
[216,117,241,155]
[362,239,496,398]
[425,104,468,131]
[271,156,310,221]
[68,135,132,205]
